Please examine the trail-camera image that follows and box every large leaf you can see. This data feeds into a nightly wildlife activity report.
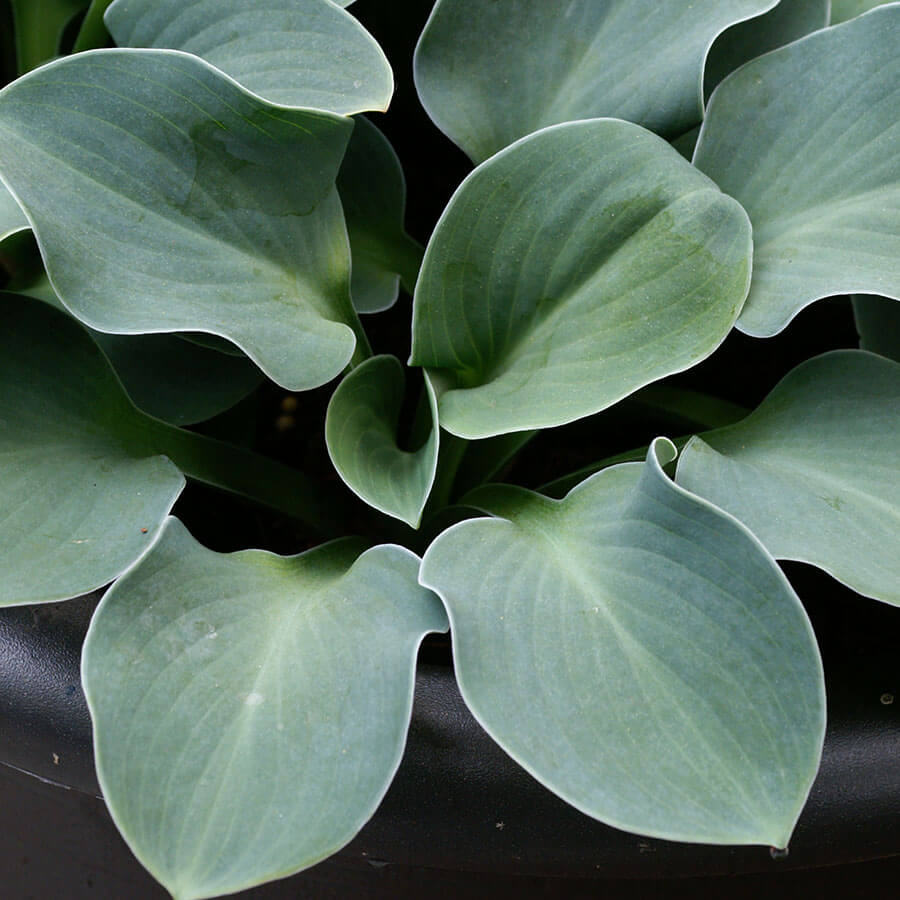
[0,182,28,242]
[694,6,900,336]
[831,0,894,22]
[704,0,829,99]
[853,295,900,362]
[326,356,439,528]
[83,517,447,900]
[676,351,900,605]
[0,293,184,606]
[420,439,825,847]
[337,116,422,313]
[0,48,366,391]
[104,0,392,115]
[410,118,752,439]
[413,0,777,163]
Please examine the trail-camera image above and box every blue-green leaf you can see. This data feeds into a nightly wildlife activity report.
[694,6,900,336]
[411,118,751,439]
[326,356,439,528]
[337,117,422,313]
[105,0,392,115]
[0,49,365,391]
[677,351,900,605]
[0,293,184,606]
[420,439,825,847]
[414,0,778,163]
[83,518,447,900]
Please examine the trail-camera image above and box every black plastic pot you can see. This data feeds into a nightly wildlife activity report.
[1,563,898,899]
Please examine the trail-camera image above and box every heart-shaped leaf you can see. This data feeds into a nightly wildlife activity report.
[104,0,393,115]
[414,0,778,163]
[694,6,900,336]
[326,356,438,528]
[0,293,184,606]
[0,48,366,391]
[0,181,28,242]
[83,517,447,900]
[831,0,893,23]
[676,351,900,605]
[420,439,825,847]
[704,0,829,100]
[853,295,900,362]
[337,116,422,313]
[410,118,752,439]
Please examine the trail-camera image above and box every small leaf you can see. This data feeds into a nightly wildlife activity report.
[337,116,422,313]
[414,0,778,163]
[704,0,829,100]
[420,439,825,847]
[694,6,900,336]
[676,350,900,605]
[853,295,900,362]
[830,0,894,23]
[326,356,438,528]
[0,293,184,606]
[104,0,393,115]
[411,118,751,439]
[0,48,365,391]
[0,181,28,242]
[83,517,447,900]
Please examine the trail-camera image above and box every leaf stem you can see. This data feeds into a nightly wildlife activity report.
[539,435,693,499]
[138,419,356,538]
[72,0,113,53]
[628,384,748,430]
[425,433,469,516]
[395,233,425,296]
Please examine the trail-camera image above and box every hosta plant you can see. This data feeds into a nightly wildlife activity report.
[1,1,898,897]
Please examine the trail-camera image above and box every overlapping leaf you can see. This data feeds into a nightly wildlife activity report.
[326,356,438,528]
[13,270,264,425]
[694,6,900,336]
[0,293,184,606]
[414,0,778,163]
[677,351,900,605]
[420,439,825,846]
[0,48,365,391]
[337,116,422,313]
[410,119,752,439]
[704,0,829,99]
[104,0,392,115]
[83,518,447,900]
